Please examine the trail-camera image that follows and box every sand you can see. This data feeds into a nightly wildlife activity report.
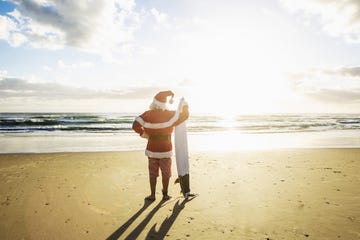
[0,149,359,240]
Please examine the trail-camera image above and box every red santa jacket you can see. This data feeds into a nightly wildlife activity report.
[132,104,189,158]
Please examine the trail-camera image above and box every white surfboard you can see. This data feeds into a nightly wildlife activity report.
[175,120,189,177]
[174,99,197,198]
[174,98,189,177]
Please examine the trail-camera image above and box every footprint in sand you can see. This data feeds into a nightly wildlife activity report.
[1,196,11,206]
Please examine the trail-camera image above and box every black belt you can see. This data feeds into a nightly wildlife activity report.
[149,135,171,141]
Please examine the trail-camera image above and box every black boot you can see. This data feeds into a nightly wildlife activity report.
[179,174,190,197]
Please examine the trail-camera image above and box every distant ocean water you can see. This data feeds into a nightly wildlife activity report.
[0,112,359,153]
[1,112,360,134]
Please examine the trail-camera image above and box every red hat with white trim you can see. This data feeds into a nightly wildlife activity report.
[151,90,174,110]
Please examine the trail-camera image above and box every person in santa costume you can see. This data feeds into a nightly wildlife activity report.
[132,90,189,201]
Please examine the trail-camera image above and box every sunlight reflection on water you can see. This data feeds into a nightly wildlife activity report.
[0,130,359,153]
[188,130,360,151]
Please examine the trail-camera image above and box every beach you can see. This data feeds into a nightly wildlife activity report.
[2,0,360,239]
[0,149,359,240]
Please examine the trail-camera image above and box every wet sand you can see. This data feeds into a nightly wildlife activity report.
[0,149,359,239]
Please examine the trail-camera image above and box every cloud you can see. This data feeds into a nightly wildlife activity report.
[0,70,9,77]
[0,14,27,47]
[0,76,168,100]
[0,75,179,112]
[287,66,360,103]
[279,0,360,43]
[57,60,94,70]
[305,87,360,102]
[0,0,145,53]
[336,66,360,77]
[42,65,52,71]
[150,8,170,29]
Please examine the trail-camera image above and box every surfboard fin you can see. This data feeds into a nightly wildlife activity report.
[174,177,180,184]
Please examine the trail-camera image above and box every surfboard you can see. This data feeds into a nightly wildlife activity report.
[174,98,193,197]
[174,97,189,177]
[175,120,189,177]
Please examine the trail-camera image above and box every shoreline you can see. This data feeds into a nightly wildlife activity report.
[1,149,359,239]
[1,146,360,155]
[1,129,360,154]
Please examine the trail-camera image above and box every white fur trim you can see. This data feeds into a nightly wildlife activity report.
[135,99,188,129]
[145,150,173,158]
[135,116,145,125]
[152,98,167,110]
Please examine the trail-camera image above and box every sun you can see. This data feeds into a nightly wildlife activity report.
[178,20,298,116]
[184,80,281,115]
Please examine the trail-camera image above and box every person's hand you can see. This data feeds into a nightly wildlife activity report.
[141,132,149,139]
[179,97,188,105]
[178,97,188,112]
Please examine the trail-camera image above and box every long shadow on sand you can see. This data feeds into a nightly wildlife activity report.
[123,200,164,240]
[106,200,154,240]
[107,197,196,240]
[145,197,196,240]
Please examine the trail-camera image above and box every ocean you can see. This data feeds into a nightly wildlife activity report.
[0,112,360,153]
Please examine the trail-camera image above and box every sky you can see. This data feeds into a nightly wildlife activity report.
[0,0,360,114]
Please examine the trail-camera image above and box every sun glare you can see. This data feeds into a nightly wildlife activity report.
[178,14,297,115]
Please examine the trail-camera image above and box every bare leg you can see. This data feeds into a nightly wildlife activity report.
[146,157,157,201]
[149,175,157,197]
[161,177,172,200]
[162,177,170,194]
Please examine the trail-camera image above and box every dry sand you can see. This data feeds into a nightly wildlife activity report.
[0,149,359,240]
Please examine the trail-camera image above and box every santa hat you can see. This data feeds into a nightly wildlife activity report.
[151,90,174,110]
